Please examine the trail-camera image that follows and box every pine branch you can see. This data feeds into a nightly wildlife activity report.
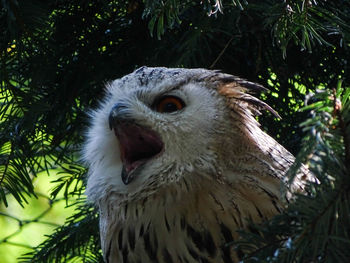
[332,86,350,171]
[209,35,234,69]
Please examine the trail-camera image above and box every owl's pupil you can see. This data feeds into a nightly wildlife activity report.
[163,102,178,113]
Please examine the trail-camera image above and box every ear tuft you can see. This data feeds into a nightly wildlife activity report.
[216,78,281,119]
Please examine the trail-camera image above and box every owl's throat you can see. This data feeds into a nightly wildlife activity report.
[114,123,163,184]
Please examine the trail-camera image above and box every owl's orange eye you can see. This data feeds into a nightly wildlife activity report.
[155,96,185,113]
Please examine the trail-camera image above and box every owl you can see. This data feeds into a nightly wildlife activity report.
[83,67,308,263]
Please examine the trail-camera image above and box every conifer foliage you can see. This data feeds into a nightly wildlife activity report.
[237,84,350,262]
[1,0,349,262]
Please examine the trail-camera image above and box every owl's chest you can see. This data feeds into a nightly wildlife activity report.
[102,182,282,263]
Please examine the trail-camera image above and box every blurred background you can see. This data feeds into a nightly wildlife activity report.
[0,171,76,262]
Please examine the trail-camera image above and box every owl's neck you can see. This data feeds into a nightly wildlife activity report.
[100,173,286,263]
[224,122,306,198]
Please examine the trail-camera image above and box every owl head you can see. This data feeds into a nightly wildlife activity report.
[83,67,281,204]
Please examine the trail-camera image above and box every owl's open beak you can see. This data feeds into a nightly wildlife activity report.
[111,121,164,185]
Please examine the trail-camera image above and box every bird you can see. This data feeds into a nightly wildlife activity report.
[83,66,309,263]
